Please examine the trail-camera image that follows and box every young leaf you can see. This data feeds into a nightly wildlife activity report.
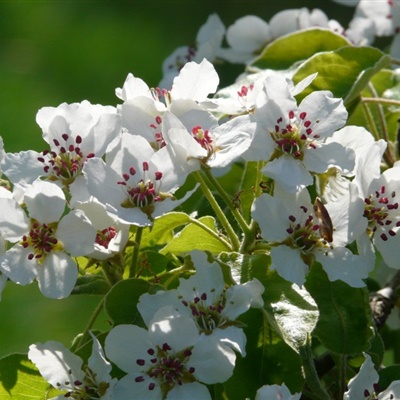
[293,46,391,107]
[251,28,350,70]
[160,215,231,255]
[0,353,62,399]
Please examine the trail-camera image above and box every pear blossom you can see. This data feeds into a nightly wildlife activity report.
[138,251,264,356]
[343,353,400,400]
[243,74,353,192]
[353,149,400,270]
[355,0,400,37]
[83,132,193,226]
[217,15,272,64]
[159,14,225,89]
[255,383,301,400]
[0,180,96,298]
[28,332,116,399]
[2,101,121,190]
[317,126,386,202]
[162,110,256,169]
[252,187,369,286]
[105,305,236,399]
[74,197,130,260]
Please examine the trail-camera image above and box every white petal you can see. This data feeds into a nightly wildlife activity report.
[315,247,370,287]
[256,383,301,400]
[149,306,200,351]
[88,332,112,384]
[28,341,84,391]
[112,373,161,400]
[37,252,78,299]
[172,59,219,102]
[190,336,235,384]
[270,246,308,286]
[0,245,37,285]
[167,382,211,400]
[304,142,355,174]
[57,210,96,257]
[105,324,153,374]
[252,193,290,242]
[210,326,247,356]
[262,156,313,192]
[24,180,66,223]
[226,15,271,52]
[344,353,378,400]
[0,196,29,241]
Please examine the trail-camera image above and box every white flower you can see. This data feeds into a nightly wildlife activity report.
[159,14,225,89]
[74,197,130,260]
[344,353,400,400]
[0,180,96,298]
[83,132,193,226]
[318,126,386,202]
[255,383,301,400]
[217,15,271,64]
[2,101,121,189]
[28,332,116,399]
[138,251,264,356]
[252,187,369,286]
[105,305,236,399]
[353,151,400,270]
[355,0,400,37]
[244,74,353,192]
[162,110,256,169]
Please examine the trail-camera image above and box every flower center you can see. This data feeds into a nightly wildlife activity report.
[191,126,214,156]
[37,133,95,186]
[286,204,330,254]
[20,220,61,263]
[180,289,227,334]
[364,186,400,241]
[117,162,170,220]
[55,367,109,399]
[135,343,196,395]
[270,111,319,160]
[95,227,117,249]
[164,45,197,76]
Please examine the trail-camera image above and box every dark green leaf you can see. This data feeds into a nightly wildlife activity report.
[305,263,374,355]
[71,274,110,295]
[104,278,151,326]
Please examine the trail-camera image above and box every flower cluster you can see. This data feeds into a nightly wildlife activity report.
[2,4,400,400]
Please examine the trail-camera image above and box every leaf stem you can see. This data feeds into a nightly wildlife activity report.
[300,339,332,400]
[129,226,144,278]
[202,167,251,236]
[75,295,106,351]
[193,170,240,251]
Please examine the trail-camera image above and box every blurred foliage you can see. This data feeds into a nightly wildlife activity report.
[0,0,358,357]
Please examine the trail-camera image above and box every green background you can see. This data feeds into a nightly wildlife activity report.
[0,0,355,357]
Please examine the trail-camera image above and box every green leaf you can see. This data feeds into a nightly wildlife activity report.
[0,353,62,399]
[71,274,110,295]
[378,365,400,391]
[263,272,319,353]
[142,212,192,247]
[223,308,303,399]
[251,28,350,70]
[240,254,319,353]
[104,278,151,326]
[305,263,374,355]
[160,216,231,255]
[293,46,391,107]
